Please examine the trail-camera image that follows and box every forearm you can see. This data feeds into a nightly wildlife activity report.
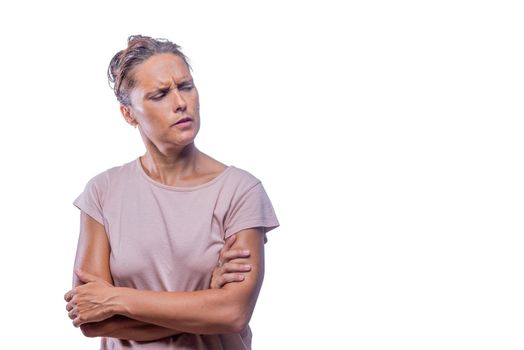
[68,229,264,335]
[114,287,251,335]
[80,315,183,341]
[109,230,265,335]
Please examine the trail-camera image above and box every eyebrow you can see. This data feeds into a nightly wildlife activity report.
[145,79,194,98]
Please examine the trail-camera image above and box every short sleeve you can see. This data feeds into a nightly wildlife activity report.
[73,174,107,226]
[224,182,280,240]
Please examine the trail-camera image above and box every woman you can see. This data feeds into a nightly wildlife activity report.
[64,35,279,349]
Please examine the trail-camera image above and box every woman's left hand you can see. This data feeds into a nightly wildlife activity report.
[210,234,252,289]
[64,270,118,327]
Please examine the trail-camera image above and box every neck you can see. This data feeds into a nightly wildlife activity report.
[140,142,201,186]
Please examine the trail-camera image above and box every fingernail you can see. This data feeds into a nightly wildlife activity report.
[244,264,251,270]
[243,250,250,255]
[238,274,245,280]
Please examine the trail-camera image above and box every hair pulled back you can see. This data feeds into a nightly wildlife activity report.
[107,35,192,106]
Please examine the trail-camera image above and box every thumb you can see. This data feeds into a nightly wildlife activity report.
[75,269,98,283]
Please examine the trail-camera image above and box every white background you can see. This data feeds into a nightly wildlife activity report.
[0,1,523,349]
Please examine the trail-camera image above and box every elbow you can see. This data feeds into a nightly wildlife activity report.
[80,324,96,338]
[229,317,249,334]
[226,306,252,334]
[80,323,104,338]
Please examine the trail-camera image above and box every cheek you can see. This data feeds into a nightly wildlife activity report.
[144,104,168,121]
[192,91,200,111]
[138,108,166,134]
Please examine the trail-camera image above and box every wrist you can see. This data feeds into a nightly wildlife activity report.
[111,287,133,317]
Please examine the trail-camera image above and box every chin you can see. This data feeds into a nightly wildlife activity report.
[167,123,199,145]
[176,134,198,147]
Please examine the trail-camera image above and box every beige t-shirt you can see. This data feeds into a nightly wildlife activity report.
[73,157,280,349]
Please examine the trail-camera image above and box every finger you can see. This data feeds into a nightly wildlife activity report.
[66,300,76,313]
[75,269,97,284]
[218,236,242,267]
[216,273,245,288]
[64,290,73,302]
[221,262,251,273]
[68,309,77,320]
[222,234,237,252]
[73,316,82,327]
[221,249,251,261]
[73,312,90,327]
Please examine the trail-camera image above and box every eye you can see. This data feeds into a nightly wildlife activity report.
[151,90,168,101]
[179,84,194,91]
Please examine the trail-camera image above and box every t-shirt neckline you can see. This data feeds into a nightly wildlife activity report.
[135,157,233,192]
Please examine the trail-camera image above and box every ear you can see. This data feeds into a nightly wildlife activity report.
[120,104,137,127]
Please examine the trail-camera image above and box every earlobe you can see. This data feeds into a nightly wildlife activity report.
[120,105,137,127]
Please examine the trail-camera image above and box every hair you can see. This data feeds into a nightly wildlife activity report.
[107,35,192,106]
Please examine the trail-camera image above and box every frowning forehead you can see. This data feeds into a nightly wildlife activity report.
[132,53,193,90]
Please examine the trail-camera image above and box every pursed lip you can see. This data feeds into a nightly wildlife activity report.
[172,117,193,126]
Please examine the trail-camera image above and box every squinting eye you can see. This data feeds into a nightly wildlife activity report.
[151,92,167,101]
[180,85,194,91]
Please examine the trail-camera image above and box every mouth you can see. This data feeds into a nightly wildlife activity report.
[173,117,193,126]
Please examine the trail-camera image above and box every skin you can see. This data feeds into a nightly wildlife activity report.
[65,53,265,339]
[68,211,250,340]
[121,53,225,186]
[67,228,264,333]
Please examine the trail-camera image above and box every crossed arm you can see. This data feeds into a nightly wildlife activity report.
[65,211,264,341]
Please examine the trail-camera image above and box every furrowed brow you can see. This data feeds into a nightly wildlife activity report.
[145,85,170,98]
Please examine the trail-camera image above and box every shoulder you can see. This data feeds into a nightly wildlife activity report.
[223,166,262,191]
[81,158,136,191]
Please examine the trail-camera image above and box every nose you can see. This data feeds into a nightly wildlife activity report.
[172,89,187,112]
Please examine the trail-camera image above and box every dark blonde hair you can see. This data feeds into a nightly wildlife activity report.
[107,35,192,106]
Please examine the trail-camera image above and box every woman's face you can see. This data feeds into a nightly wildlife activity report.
[123,53,200,152]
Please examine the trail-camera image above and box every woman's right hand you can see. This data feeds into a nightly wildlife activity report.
[210,234,252,289]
